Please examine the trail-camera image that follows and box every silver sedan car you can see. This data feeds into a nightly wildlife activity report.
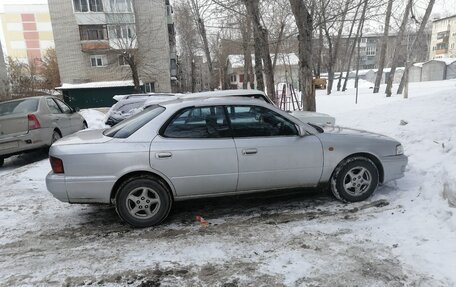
[0,96,87,166]
[46,97,407,227]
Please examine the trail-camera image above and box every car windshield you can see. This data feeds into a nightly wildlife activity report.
[0,98,39,116]
[104,105,165,138]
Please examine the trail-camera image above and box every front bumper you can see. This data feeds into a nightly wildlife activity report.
[381,154,408,183]
[46,172,69,202]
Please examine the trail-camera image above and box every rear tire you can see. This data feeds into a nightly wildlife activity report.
[51,130,61,145]
[330,157,379,202]
[115,176,172,228]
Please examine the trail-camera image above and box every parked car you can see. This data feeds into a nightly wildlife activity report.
[105,93,177,126]
[0,96,87,167]
[108,90,335,127]
[46,97,407,227]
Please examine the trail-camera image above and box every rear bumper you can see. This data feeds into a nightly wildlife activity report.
[381,154,408,183]
[0,128,53,158]
[46,172,69,202]
[46,172,114,204]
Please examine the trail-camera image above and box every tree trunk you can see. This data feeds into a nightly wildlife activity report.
[338,0,361,91]
[343,0,368,91]
[189,0,214,90]
[289,0,315,111]
[373,0,393,93]
[241,18,251,89]
[354,0,368,89]
[385,0,413,97]
[326,0,349,95]
[397,0,435,95]
[245,0,274,101]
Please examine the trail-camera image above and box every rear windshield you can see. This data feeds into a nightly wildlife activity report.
[0,98,39,116]
[104,105,165,138]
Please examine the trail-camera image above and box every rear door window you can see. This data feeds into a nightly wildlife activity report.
[46,98,62,114]
[162,106,230,138]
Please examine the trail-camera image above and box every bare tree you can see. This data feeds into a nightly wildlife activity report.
[6,57,39,98]
[175,2,200,92]
[39,48,61,91]
[373,0,393,93]
[243,0,275,101]
[289,0,315,111]
[188,0,215,90]
[323,0,350,95]
[384,0,413,97]
[397,0,435,97]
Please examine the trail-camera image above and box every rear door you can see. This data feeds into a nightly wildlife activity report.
[54,98,82,132]
[227,105,324,192]
[46,98,72,136]
[150,106,238,197]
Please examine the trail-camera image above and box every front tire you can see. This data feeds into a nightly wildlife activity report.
[115,176,172,227]
[330,157,379,202]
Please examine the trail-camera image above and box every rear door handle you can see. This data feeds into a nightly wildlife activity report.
[242,148,257,155]
[156,152,172,159]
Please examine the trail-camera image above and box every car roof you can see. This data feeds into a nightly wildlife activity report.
[158,96,270,109]
[185,90,267,98]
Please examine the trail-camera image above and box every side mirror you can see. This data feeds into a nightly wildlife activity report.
[297,125,308,137]
[73,107,80,113]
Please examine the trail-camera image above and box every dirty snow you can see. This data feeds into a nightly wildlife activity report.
[0,79,456,286]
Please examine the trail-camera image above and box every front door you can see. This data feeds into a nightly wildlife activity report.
[226,105,324,192]
[150,106,238,197]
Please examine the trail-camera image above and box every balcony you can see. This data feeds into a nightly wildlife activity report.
[81,40,109,52]
[435,49,448,55]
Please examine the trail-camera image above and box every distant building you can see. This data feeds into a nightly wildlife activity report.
[48,0,177,108]
[429,15,456,59]
[0,1,54,65]
[226,53,299,91]
[345,33,429,70]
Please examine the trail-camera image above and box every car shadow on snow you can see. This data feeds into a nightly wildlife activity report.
[1,149,49,171]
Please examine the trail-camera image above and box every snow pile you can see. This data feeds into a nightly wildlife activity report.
[317,79,456,282]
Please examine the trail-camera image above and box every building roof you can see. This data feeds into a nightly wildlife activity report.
[424,58,456,65]
[432,14,456,22]
[57,80,141,90]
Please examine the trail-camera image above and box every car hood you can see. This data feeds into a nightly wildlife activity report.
[53,129,112,146]
[322,125,396,141]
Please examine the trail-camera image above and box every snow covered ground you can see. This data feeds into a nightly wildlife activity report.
[1,79,455,286]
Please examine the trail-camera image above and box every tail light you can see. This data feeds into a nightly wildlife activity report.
[50,156,64,174]
[28,114,41,130]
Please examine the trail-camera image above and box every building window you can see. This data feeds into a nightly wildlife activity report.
[366,46,376,56]
[230,75,236,82]
[144,82,155,93]
[73,0,103,12]
[90,55,107,67]
[80,25,107,40]
[109,25,134,39]
[110,0,133,12]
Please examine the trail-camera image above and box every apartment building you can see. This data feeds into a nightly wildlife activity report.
[429,15,456,59]
[48,0,177,108]
[0,0,54,65]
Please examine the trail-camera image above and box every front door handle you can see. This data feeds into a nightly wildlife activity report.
[156,152,172,159]
[242,148,257,155]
